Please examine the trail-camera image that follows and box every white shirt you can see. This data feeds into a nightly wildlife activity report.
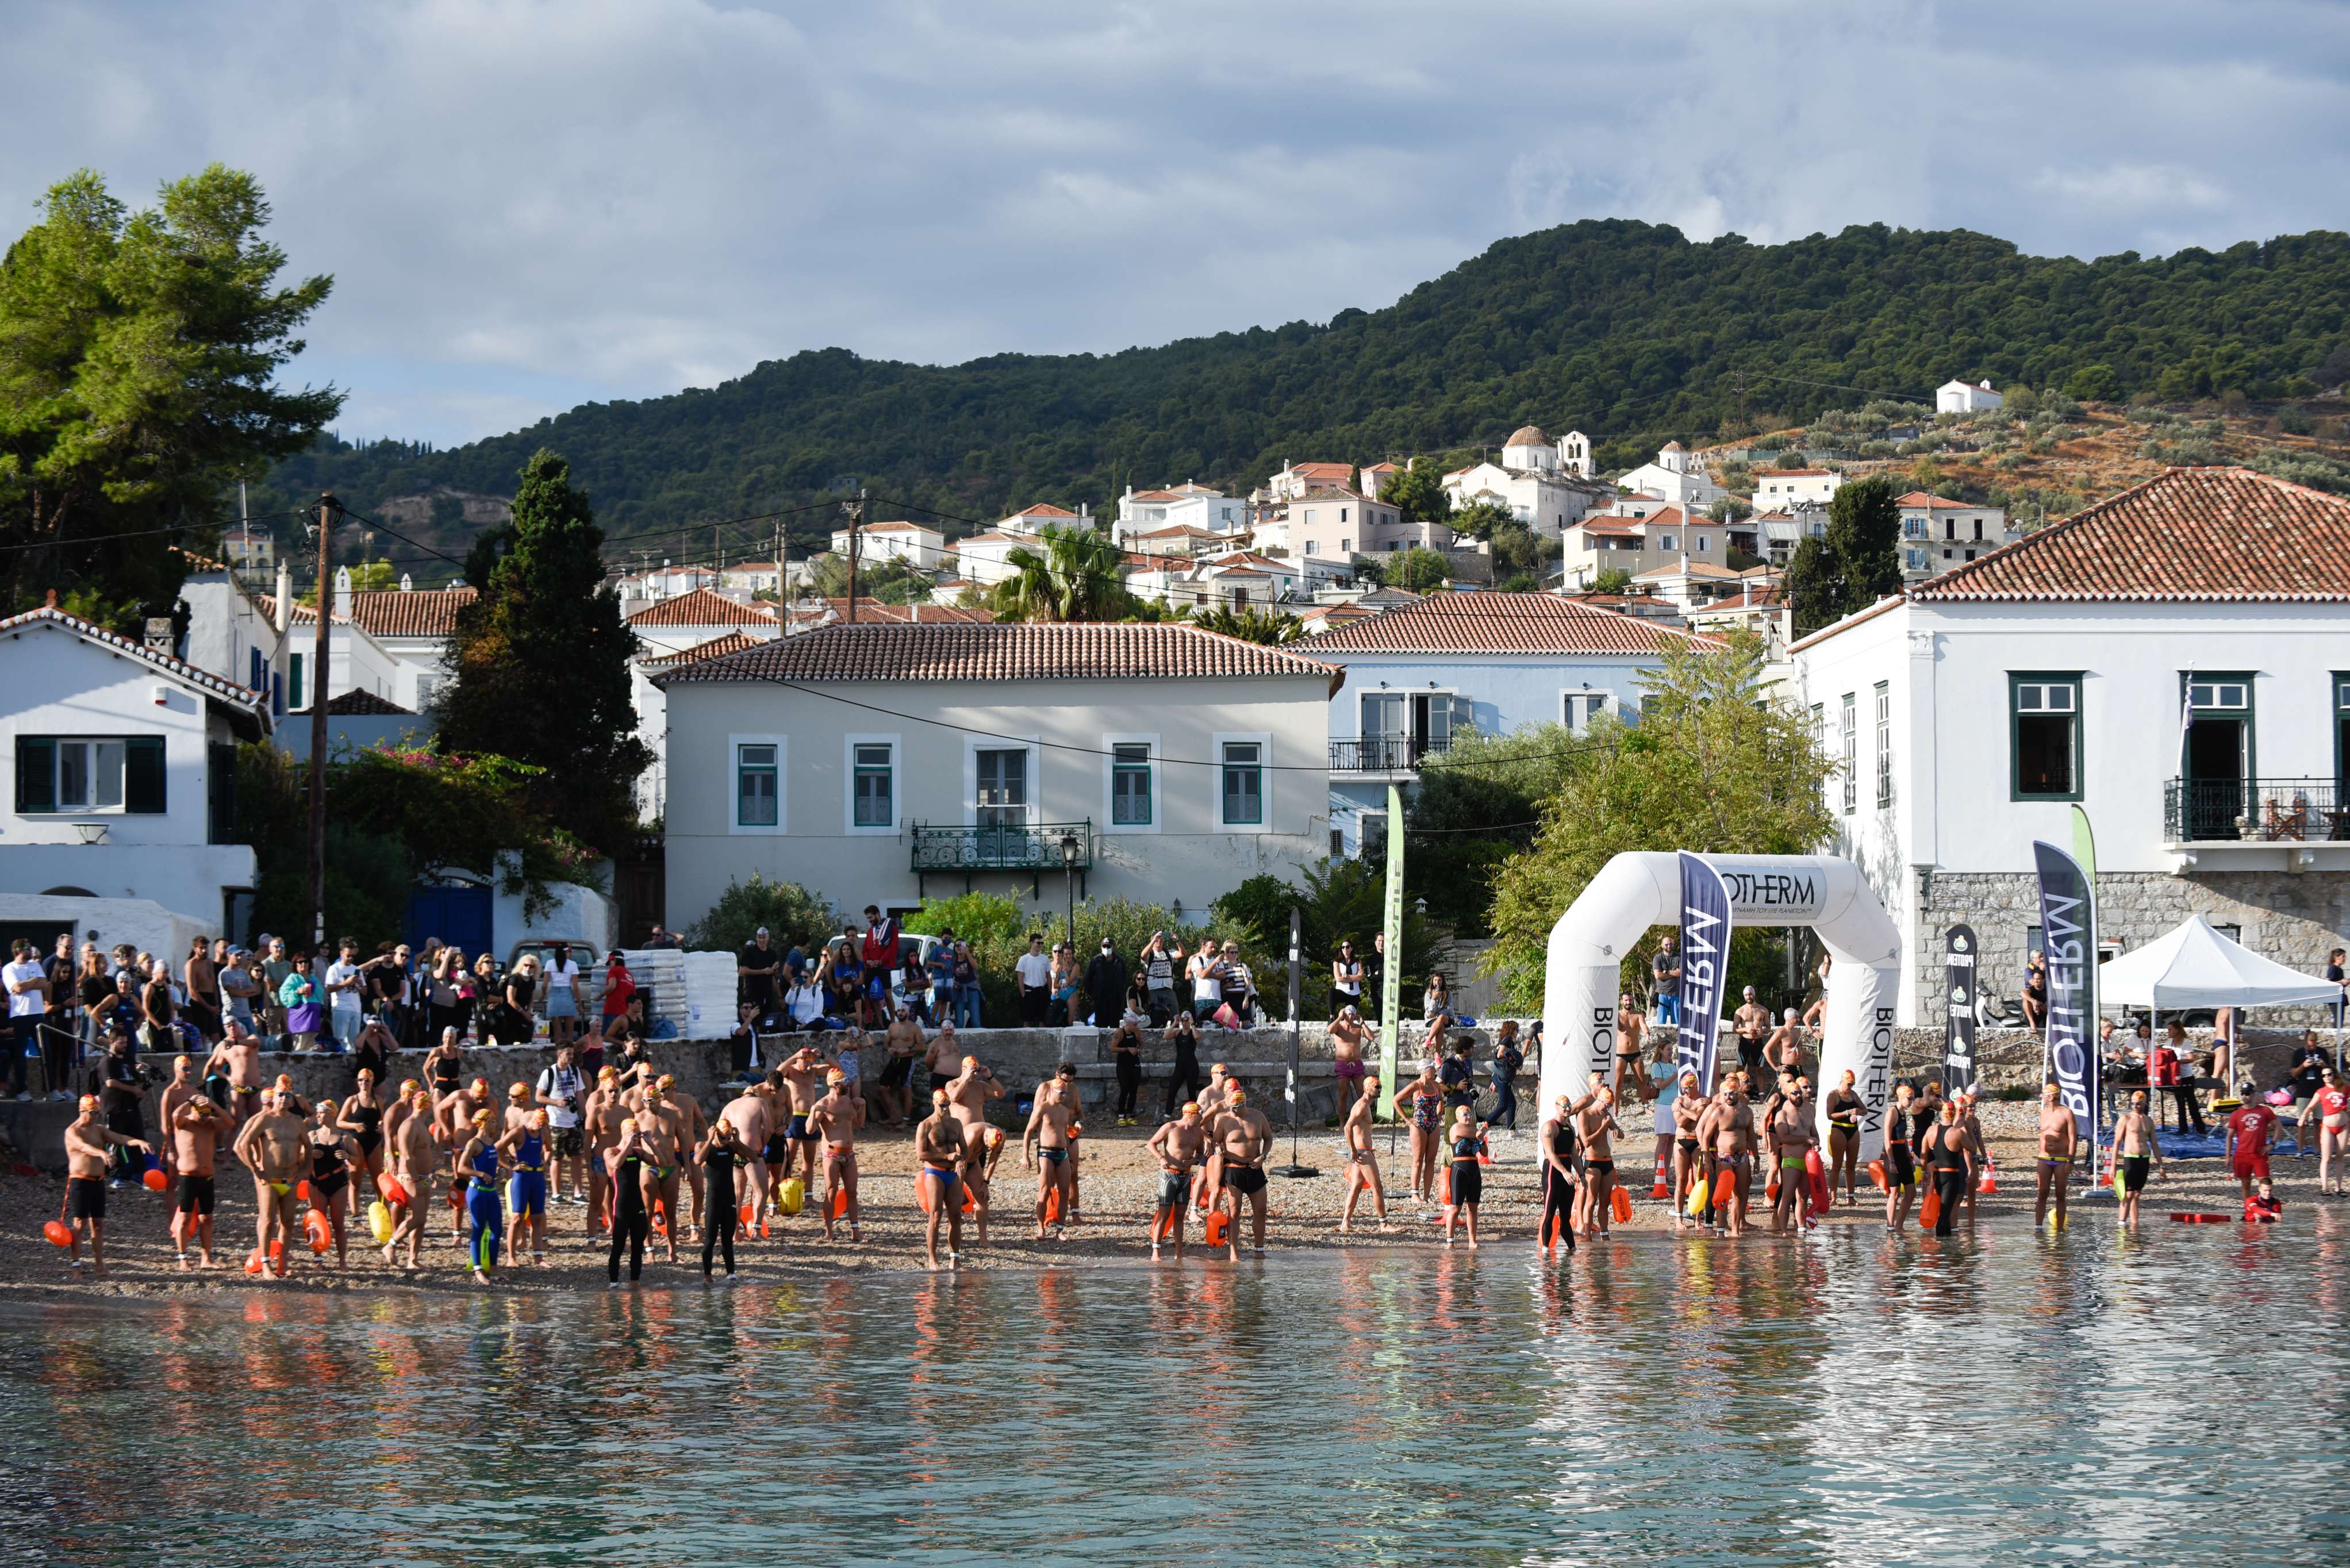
[1189,953,1222,1004]
[547,959,579,996]
[787,983,824,1025]
[539,1063,585,1129]
[3,960,44,1019]
[1015,951,1053,987]
[325,959,362,1004]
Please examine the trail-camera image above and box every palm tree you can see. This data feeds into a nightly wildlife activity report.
[995,524,1129,621]
[1188,604,1302,645]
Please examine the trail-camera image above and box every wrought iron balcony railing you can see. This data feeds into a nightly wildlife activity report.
[1329,735,1451,774]
[2163,777,2347,844]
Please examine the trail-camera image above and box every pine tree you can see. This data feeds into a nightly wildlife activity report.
[436,449,650,853]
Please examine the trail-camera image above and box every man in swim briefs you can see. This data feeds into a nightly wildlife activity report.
[59,1095,150,1278]
[1766,1073,1817,1234]
[1732,986,1772,1080]
[2033,1082,2078,1228]
[1211,1089,1276,1258]
[383,1086,440,1267]
[778,1048,826,1191]
[168,1089,231,1269]
[1024,1075,1080,1240]
[809,1067,864,1242]
[1337,1075,1393,1235]
[1764,1009,1806,1083]
[1709,1077,1756,1237]
[1616,994,1647,1091]
[2112,1088,2164,1228]
[719,1078,774,1233]
[915,1090,967,1271]
[1146,1100,1208,1258]
[1329,1005,1370,1106]
[233,1087,308,1278]
[635,1082,685,1263]
[584,1066,627,1237]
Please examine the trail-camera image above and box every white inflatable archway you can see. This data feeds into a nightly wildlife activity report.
[1539,853,1904,1156]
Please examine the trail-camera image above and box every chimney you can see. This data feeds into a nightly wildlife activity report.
[333,564,352,620]
[274,560,291,634]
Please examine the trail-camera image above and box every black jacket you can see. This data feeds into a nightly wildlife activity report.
[1082,952,1129,1025]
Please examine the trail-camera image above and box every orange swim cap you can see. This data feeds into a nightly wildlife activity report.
[507,1083,528,1099]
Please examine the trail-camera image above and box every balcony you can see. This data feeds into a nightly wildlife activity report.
[2163,778,2348,846]
[1330,735,1452,776]
[911,819,1092,897]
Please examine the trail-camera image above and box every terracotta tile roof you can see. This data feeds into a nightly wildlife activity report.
[953,531,1024,548]
[269,586,478,638]
[1009,504,1078,518]
[781,600,995,628]
[1136,524,1222,540]
[639,629,770,667]
[322,688,414,716]
[1633,560,1742,581]
[1293,486,1372,504]
[1895,491,1990,510]
[625,587,777,628]
[855,520,939,535]
[0,604,269,716]
[1288,463,1351,479]
[1128,490,1195,503]
[1914,466,2350,604]
[1361,462,1399,474]
[1576,520,1640,536]
[658,621,1339,687]
[1296,590,1712,655]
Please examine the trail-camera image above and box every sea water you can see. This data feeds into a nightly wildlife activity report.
[5,1215,2349,1566]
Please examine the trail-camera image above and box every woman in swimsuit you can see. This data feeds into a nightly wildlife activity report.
[1882,1084,1922,1230]
[337,1069,387,1204]
[1393,1067,1447,1205]
[1823,1069,1864,1204]
[1440,1107,1486,1248]
[2298,1068,2350,1194]
[1670,1069,1707,1229]
[1921,1101,1971,1238]
[502,1110,550,1266]
[305,1099,359,1270]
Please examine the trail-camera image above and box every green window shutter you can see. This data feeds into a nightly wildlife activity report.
[125,737,167,814]
[15,737,55,813]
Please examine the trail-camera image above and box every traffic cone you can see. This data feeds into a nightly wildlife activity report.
[1977,1157,1999,1196]
[1652,1152,1670,1199]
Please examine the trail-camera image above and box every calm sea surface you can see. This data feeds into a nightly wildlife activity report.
[6,1215,2350,1566]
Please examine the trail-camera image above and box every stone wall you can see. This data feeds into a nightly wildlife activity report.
[1890,1025,2326,1096]
[1913,870,2347,1029]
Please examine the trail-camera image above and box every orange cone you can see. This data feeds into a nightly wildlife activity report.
[1977,1158,1999,1195]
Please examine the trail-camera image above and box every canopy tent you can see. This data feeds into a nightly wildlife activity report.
[2096,914,2340,1011]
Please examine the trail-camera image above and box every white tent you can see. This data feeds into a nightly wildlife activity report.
[2096,914,2340,1010]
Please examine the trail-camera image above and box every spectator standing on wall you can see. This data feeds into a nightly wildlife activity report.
[951,941,983,1029]
[1047,944,1078,1026]
[1188,943,1224,1023]
[2328,947,2347,1030]
[1016,934,1053,1025]
[859,906,902,1030]
[1650,936,1681,1029]
[926,934,958,1028]
[1141,932,1181,1027]
[738,927,782,1016]
[1084,940,1129,1029]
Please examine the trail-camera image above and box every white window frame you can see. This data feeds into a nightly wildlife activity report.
[730,733,786,835]
[1214,731,1272,835]
[1562,689,1615,736]
[1873,682,1893,809]
[843,732,900,836]
[1840,694,1858,814]
[1101,732,1159,836]
[963,736,1041,829]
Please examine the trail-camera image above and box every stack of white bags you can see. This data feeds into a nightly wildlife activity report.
[678,950,740,1039]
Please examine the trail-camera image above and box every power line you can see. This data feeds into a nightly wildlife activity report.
[0,509,312,555]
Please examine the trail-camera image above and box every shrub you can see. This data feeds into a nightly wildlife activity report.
[907,891,1024,947]
[2278,403,2316,435]
[682,874,838,955]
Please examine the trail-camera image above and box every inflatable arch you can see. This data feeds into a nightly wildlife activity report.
[1538,853,1904,1157]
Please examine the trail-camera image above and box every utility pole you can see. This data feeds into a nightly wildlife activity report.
[306,493,337,955]
[774,515,788,625]
[844,487,866,624]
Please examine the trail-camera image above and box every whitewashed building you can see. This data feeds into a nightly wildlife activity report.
[1898,491,2017,583]
[1442,426,1610,538]
[1615,441,1726,513]
[2,603,271,933]
[1790,466,2350,1026]
[828,521,946,572]
[1115,484,1245,543]
[1753,467,1845,511]
[1937,378,2004,415]
[655,622,1341,927]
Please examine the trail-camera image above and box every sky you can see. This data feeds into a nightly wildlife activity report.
[8,0,2348,447]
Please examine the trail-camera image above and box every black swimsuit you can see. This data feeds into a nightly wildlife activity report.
[1449,1133,1484,1205]
[309,1135,349,1200]
[348,1100,383,1155]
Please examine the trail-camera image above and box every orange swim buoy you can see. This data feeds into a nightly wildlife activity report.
[1766,1178,1780,1203]
[245,1251,266,1274]
[379,1176,408,1206]
[1044,1187,1063,1224]
[1868,1159,1888,1193]
[305,1211,331,1254]
[1610,1186,1633,1224]
[829,1187,849,1220]
[295,1180,311,1204]
[739,1201,755,1228]
[43,1220,72,1248]
[1203,1210,1230,1248]
[142,1167,168,1192]
[1919,1186,1942,1231]
[1713,1172,1737,1209]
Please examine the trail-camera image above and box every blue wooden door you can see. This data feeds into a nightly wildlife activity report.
[406,883,493,959]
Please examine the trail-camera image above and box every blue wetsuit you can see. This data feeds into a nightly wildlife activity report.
[508,1132,547,1219]
[466,1142,502,1270]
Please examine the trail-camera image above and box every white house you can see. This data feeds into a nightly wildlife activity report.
[1261,464,1353,504]
[1113,485,1245,543]
[828,521,946,572]
[262,580,477,714]
[1937,378,2004,415]
[1755,505,1830,566]
[949,531,1029,588]
[1897,491,2016,583]
[625,587,783,820]
[1561,505,1757,586]
[999,503,1081,537]
[1442,428,1610,539]
[716,560,785,597]
[1616,441,1726,513]
[654,621,1341,928]
[1284,488,1448,562]
[2,603,271,935]
[1790,466,2350,1027]
[1752,467,1844,510]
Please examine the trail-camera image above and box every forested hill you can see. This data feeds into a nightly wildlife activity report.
[270,219,2350,555]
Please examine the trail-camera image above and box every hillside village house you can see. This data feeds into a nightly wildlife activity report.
[1898,491,2017,583]
[1937,378,2004,414]
[828,521,946,572]
[1561,504,1759,587]
[1297,590,1714,855]
[1753,468,1844,510]
[1267,488,1449,563]
[2,603,271,938]
[1443,426,1610,537]
[1261,463,1353,504]
[253,577,477,715]
[1113,485,1242,543]
[655,622,1340,929]
[1615,441,1726,513]
[625,589,783,819]
[1791,466,2350,1027]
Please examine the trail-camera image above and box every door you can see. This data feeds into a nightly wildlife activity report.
[975,748,1027,863]
[405,883,493,960]
[2182,677,2251,840]
[1360,693,1406,770]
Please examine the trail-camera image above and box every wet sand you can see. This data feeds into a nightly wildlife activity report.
[0,1101,2318,1298]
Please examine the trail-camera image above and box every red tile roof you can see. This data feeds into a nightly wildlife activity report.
[1895,491,1990,510]
[1915,466,2350,603]
[323,688,415,716]
[639,629,770,667]
[1296,589,1712,655]
[1009,504,1078,518]
[657,621,1339,687]
[625,587,777,628]
[1288,463,1351,479]
[270,586,479,639]
[782,600,994,628]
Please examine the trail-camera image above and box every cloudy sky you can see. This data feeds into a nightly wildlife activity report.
[9,1,2347,445]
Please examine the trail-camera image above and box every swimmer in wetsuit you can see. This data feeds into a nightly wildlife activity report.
[1441,1106,1487,1249]
[1823,1070,1864,1204]
[914,1090,967,1271]
[696,1117,747,1279]
[1146,1100,1208,1258]
[1920,1101,1971,1238]
[455,1109,505,1283]
[606,1117,652,1286]
[1539,1094,1582,1252]
[501,1110,551,1265]
[1882,1084,1922,1230]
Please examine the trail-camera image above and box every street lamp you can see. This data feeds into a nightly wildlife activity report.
[1059,832,1081,954]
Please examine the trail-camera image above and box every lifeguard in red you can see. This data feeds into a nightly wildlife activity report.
[2226,1100,2278,1192]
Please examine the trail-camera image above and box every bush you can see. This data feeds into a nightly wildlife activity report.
[908,891,1025,947]
[2278,403,2316,435]
[2062,365,2117,403]
[682,874,838,955]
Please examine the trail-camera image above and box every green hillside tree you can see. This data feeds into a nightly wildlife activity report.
[436,449,650,853]
[1787,475,1902,633]
[0,165,339,625]
[1381,458,1453,524]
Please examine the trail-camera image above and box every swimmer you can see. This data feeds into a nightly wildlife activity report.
[1764,1008,1807,1082]
[914,1090,968,1271]
[455,1109,505,1283]
[719,1078,775,1232]
[1669,1070,1706,1229]
[337,1069,388,1205]
[61,1095,151,1278]
[1822,1070,1864,1204]
[1337,1075,1393,1235]
[1706,1077,1756,1238]
[1615,994,1648,1090]
[1765,1075,1817,1235]
[635,1083,684,1262]
[501,1109,551,1265]
[233,1087,307,1278]
[156,1054,201,1185]
[2033,1082,2078,1228]
[694,1116,749,1279]
[305,1099,360,1270]
[958,1120,1004,1247]
[2298,1069,2350,1194]
[583,1067,627,1235]
[1574,1079,1625,1239]
[655,1075,709,1239]
[606,1116,652,1285]
[168,1091,231,1270]
[809,1068,865,1242]
[1539,1092,1582,1253]
[1731,986,1771,1080]
[778,1048,827,1189]
[1919,1101,1971,1238]
[1441,1106,1487,1249]
[1210,1088,1276,1258]
[1883,1083,1923,1230]
[2112,1089,2164,1228]
[1392,1063,1446,1205]
[1954,1093,1987,1219]
[1147,1101,1208,1258]
[1024,1075,1079,1240]
[383,1087,439,1267]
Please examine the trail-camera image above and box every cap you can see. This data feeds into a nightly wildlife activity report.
[825,1069,846,1085]
[507,1083,528,1099]
[1181,1101,1200,1115]
[657,1074,675,1089]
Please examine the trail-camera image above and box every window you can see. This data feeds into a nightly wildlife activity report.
[1358,809,1388,854]
[1563,690,1612,735]
[1221,741,1263,825]
[1694,534,1710,552]
[14,737,164,815]
[1840,694,1857,813]
[1112,744,1152,825]
[1944,518,1957,541]
[1339,507,1349,522]
[2011,674,2082,800]
[1341,538,1351,552]
[976,748,1027,828]
[1659,533,1677,550]
[736,743,779,827]
[414,675,442,710]
[852,743,893,828]
[1903,517,1927,540]
[1304,540,1319,555]
[1873,682,1892,808]
[1904,548,1929,571]
[1971,518,1985,541]
[2187,680,2249,712]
